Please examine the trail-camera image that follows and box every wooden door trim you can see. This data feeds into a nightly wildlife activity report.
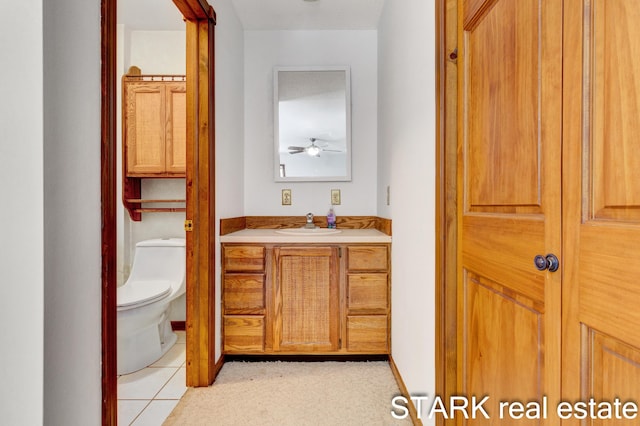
[100,0,117,424]
[101,0,217,423]
[436,0,458,424]
[180,7,218,387]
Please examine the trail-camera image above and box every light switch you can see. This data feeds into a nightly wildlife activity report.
[331,189,341,205]
[282,189,292,205]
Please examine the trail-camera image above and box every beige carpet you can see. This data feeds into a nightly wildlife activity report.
[164,361,413,425]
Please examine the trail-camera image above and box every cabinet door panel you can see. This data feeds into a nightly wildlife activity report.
[223,274,265,314]
[347,273,388,313]
[346,316,388,353]
[223,246,265,272]
[125,83,166,175]
[347,245,388,271]
[274,247,339,352]
[166,82,186,173]
[223,315,264,353]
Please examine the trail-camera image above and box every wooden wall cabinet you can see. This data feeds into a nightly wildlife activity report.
[222,243,391,355]
[123,71,186,176]
[121,66,186,221]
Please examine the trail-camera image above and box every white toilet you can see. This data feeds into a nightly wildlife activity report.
[117,238,186,375]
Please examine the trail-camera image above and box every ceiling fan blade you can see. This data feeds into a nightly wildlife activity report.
[288,146,306,150]
[321,149,343,152]
[289,150,304,154]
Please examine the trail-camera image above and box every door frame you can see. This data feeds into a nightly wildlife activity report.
[435,0,458,424]
[100,1,217,424]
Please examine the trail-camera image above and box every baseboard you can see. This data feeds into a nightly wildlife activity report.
[171,321,186,331]
[388,355,423,426]
[212,354,225,382]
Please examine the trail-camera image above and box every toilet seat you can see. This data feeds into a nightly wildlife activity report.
[117,281,172,310]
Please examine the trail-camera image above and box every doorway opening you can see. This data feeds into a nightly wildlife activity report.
[101,1,217,424]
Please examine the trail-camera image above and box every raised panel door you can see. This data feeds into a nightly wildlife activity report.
[563,0,640,418]
[458,0,563,422]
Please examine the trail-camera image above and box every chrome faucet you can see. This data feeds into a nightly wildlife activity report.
[304,212,315,229]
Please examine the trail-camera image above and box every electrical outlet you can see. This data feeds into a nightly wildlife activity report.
[331,189,341,205]
[282,189,292,205]
[386,185,390,206]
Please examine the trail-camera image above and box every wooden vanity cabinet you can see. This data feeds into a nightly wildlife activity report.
[221,242,390,355]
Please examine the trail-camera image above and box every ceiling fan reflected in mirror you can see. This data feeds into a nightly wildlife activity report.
[288,137,344,157]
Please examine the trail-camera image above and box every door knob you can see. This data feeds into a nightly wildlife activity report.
[534,254,559,272]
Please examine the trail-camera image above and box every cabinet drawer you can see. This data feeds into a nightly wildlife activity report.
[223,315,265,353]
[223,274,265,313]
[223,246,265,272]
[346,315,389,353]
[347,274,389,313]
[347,245,388,271]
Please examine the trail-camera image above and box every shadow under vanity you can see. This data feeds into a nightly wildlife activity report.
[220,216,392,356]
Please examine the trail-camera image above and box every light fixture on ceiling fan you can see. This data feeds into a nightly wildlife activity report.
[288,137,343,157]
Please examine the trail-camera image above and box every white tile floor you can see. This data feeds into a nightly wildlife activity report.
[118,331,187,426]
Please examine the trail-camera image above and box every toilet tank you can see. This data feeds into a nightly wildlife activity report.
[127,238,186,285]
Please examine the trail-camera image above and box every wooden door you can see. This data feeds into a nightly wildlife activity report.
[457,0,563,422]
[273,246,340,352]
[563,0,640,420]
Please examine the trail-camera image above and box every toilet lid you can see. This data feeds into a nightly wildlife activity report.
[117,281,172,308]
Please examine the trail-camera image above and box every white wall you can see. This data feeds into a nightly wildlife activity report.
[128,31,186,74]
[243,30,378,217]
[378,0,436,423]
[212,0,245,361]
[42,0,103,424]
[1,1,102,423]
[0,1,44,424]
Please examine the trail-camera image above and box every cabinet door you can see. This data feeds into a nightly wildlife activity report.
[165,82,186,173]
[124,83,166,175]
[223,316,265,353]
[273,246,339,352]
[347,273,389,314]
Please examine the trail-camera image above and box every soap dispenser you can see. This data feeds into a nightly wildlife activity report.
[327,207,336,229]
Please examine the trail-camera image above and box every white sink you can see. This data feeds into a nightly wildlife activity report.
[275,227,342,235]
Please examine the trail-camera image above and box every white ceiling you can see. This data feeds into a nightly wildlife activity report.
[118,0,385,31]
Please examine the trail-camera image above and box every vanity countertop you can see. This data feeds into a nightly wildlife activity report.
[220,228,392,244]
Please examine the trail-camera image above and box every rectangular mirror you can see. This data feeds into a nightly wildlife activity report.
[274,66,351,182]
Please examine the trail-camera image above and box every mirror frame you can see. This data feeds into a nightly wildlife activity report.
[273,66,352,182]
